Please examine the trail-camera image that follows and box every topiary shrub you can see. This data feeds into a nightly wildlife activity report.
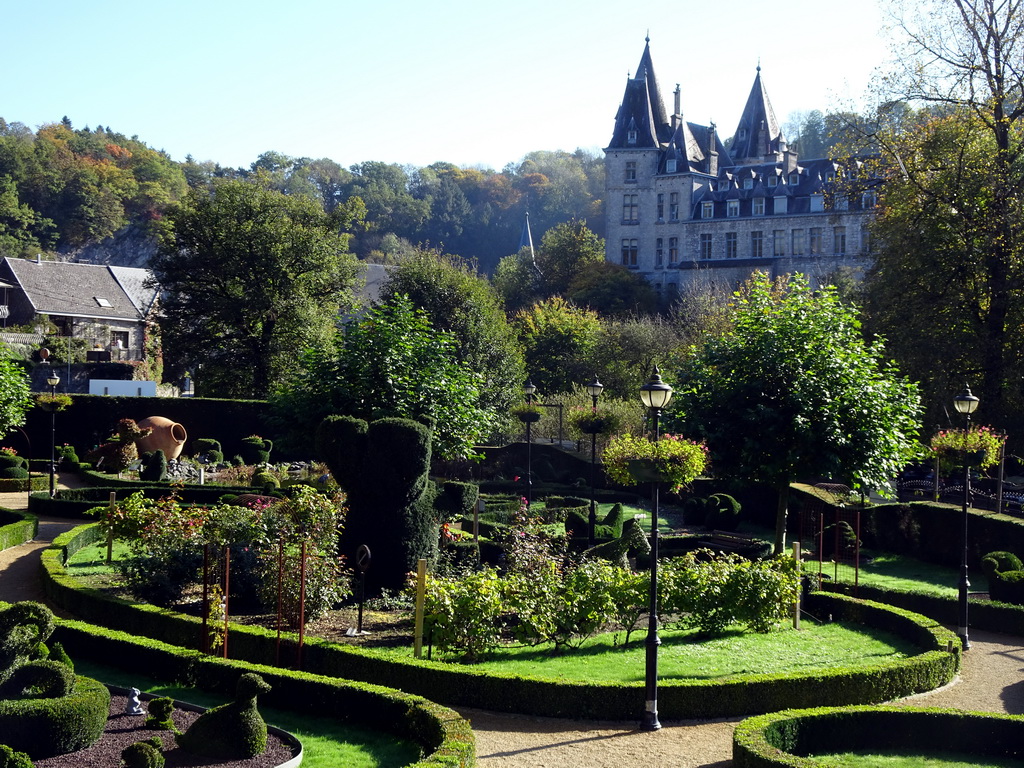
[122,738,165,768]
[145,697,178,732]
[240,436,273,465]
[55,445,78,466]
[251,470,279,490]
[0,455,21,471]
[175,673,271,759]
[192,438,223,464]
[139,450,168,482]
[982,551,1024,605]
[231,455,245,466]
[0,744,33,768]
[0,468,28,480]
[703,493,742,531]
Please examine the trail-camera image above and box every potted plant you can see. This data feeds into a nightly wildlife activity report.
[930,425,1004,472]
[602,433,707,492]
[510,403,543,423]
[566,406,621,436]
[35,392,72,412]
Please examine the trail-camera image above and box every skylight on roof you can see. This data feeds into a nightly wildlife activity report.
[94,297,111,307]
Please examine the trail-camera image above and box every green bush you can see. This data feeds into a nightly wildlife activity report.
[192,438,223,464]
[0,744,33,768]
[139,450,168,483]
[0,455,21,470]
[240,436,273,465]
[251,470,279,490]
[703,493,742,531]
[0,467,28,480]
[121,739,165,768]
[175,673,271,759]
[0,675,110,759]
[982,550,1024,605]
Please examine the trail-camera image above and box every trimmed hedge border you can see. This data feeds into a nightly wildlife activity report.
[28,483,269,518]
[32,611,474,768]
[41,523,960,720]
[0,507,38,551]
[0,475,48,492]
[732,705,1024,767]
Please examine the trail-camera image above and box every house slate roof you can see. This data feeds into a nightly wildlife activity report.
[109,265,159,315]
[2,257,154,322]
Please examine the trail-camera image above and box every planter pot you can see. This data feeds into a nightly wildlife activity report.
[516,411,542,423]
[577,418,606,434]
[135,416,188,460]
[626,459,672,484]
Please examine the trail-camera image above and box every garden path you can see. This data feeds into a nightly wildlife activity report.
[1,480,1023,767]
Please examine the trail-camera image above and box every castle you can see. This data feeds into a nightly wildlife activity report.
[604,38,876,297]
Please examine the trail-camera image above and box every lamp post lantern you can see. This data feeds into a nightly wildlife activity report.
[46,370,60,498]
[523,378,537,509]
[953,385,979,651]
[639,365,672,731]
[586,376,604,547]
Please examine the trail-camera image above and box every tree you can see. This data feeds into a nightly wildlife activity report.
[0,342,31,437]
[672,273,922,554]
[536,219,605,297]
[152,179,360,398]
[865,0,1024,432]
[273,295,494,460]
[514,297,603,396]
[379,249,525,421]
[567,261,658,317]
[492,247,543,312]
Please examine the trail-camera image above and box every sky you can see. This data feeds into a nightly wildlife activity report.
[3,0,893,172]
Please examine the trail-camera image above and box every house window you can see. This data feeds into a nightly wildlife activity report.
[751,231,764,258]
[738,128,747,141]
[670,192,680,221]
[621,238,638,266]
[110,330,129,349]
[824,171,835,183]
[727,200,739,217]
[792,229,805,255]
[752,197,765,216]
[773,230,785,256]
[834,226,847,255]
[668,236,679,265]
[655,238,664,267]
[625,161,637,182]
[809,227,822,254]
[810,193,824,212]
[701,201,714,219]
[623,194,638,222]
[725,232,737,258]
[666,158,677,173]
[657,194,664,222]
[774,196,787,214]
[700,233,713,260]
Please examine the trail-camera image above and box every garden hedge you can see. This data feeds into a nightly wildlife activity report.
[41,523,960,720]
[0,602,474,768]
[732,705,1024,767]
[0,508,37,551]
[0,674,110,759]
[27,483,274,518]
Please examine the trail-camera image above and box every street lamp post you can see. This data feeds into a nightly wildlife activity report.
[953,385,979,651]
[46,370,60,498]
[586,376,604,547]
[523,378,537,509]
[639,365,672,732]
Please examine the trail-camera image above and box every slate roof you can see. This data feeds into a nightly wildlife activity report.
[2,258,155,321]
[730,66,785,163]
[607,39,673,149]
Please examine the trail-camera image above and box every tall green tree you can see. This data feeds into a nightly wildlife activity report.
[536,218,605,297]
[673,273,922,554]
[514,296,602,397]
[379,249,525,422]
[152,179,360,397]
[0,342,31,437]
[865,0,1024,431]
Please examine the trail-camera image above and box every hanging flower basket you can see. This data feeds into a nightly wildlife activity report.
[930,425,1004,472]
[511,403,542,423]
[35,393,72,413]
[566,407,621,436]
[602,433,708,492]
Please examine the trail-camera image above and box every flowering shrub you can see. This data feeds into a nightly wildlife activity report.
[602,433,708,492]
[931,425,1004,471]
[1,447,16,456]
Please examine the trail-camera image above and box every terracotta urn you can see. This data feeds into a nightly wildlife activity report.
[135,416,188,460]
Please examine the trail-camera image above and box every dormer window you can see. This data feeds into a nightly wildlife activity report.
[752,197,765,216]
[738,128,747,141]
[718,180,730,192]
[789,173,800,185]
[666,158,677,173]
[701,201,714,219]
[627,129,638,145]
[810,193,824,212]
[824,171,835,183]
[767,176,778,187]
[727,200,739,217]
[743,177,753,190]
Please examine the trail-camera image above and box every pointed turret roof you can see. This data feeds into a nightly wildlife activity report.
[607,38,672,149]
[731,65,785,163]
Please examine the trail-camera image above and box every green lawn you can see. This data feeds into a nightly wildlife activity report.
[814,750,1021,767]
[74,660,422,768]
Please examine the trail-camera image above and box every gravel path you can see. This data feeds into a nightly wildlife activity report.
[3,481,1023,767]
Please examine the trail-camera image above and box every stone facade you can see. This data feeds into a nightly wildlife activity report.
[604,39,877,298]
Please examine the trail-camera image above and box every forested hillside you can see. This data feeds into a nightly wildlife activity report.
[0,117,605,273]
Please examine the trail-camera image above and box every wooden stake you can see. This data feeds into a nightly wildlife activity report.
[414,558,427,658]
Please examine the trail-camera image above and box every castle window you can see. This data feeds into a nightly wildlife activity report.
[700,233,713,260]
[835,195,849,210]
[726,232,737,258]
[702,201,714,219]
[727,200,739,217]
[810,193,824,212]
[628,129,637,145]
[834,226,847,255]
[718,179,730,191]
[667,282,677,296]
[861,227,874,253]
[825,171,835,183]
[809,227,822,254]
[768,175,778,187]
[774,195,788,214]
[743,177,754,190]
[668,237,679,265]
[753,197,765,216]
[670,192,680,221]
[655,238,664,267]
[657,194,664,222]
[623,194,638,222]
[751,231,764,258]
[773,230,785,256]
[621,238,638,266]
[792,229,805,255]
[666,158,677,173]
[738,128,747,141]
[862,190,878,208]
[789,172,800,185]
[625,161,637,182]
